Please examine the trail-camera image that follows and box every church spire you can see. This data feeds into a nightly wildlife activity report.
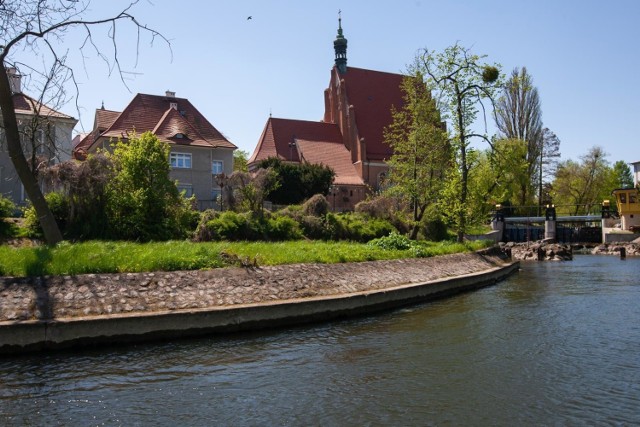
[333,10,348,74]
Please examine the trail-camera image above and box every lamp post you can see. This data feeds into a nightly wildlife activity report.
[288,140,296,160]
[215,172,226,211]
[330,185,337,211]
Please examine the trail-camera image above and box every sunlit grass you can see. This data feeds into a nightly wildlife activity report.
[0,239,492,278]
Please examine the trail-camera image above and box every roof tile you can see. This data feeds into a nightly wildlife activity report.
[342,66,405,161]
[296,138,364,185]
[88,93,236,151]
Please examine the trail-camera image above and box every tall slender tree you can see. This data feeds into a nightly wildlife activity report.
[538,127,561,209]
[551,146,611,215]
[417,43,502,242]
[610,160,634,189]
[384,71,451,239]
[494,67,543,207]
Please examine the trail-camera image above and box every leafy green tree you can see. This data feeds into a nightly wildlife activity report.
[384,71,451,239]
[225,168,280,216]
[417,43,502,241]
[257,157,335,205]
[537,128,561,212]
[495,67,543,207]
[551,146,611,215]
[469,138,532,217]
[233,150,249,172]
[0,194,16,237]
[106,132,195,241]
[40,153,113,239]
[0,1,168,245]
[610,160,634,189]
[0,194,15,219]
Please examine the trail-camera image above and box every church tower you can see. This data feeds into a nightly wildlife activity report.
[333,12,348,74]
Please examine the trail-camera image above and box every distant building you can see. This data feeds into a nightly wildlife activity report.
[248,17,405,211]
[631,160,640,187]
[74,91,236,210]
[611,187,640,232]
[0,68,78,205]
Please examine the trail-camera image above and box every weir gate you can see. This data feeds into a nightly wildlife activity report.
[503,215,602,244]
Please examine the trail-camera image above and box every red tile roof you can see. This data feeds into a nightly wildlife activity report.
[296,138,364,186]
[12,93,76,121]
[249,117,343,164]
[341,66,405,161]
[94,109,120,132]
[87,93,235,151]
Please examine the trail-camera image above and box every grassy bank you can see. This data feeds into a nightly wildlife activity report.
[0,240,492,278]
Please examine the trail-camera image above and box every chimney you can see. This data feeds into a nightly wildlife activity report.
[165,90,176,98]
[7,68,21,94]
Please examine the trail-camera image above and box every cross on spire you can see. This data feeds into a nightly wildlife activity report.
[334,10,348,73]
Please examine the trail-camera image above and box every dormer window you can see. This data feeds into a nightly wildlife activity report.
[175,133,185,139]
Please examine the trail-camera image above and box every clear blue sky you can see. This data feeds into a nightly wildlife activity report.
[43,0,640,164]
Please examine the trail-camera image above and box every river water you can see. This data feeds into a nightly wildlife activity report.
[1,255,639,426]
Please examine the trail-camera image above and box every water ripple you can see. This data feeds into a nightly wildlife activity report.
[1,256,639,426]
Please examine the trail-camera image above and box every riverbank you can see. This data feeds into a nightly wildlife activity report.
[590,242,640,256]
[502,240,640,261]
[0,248,517,354]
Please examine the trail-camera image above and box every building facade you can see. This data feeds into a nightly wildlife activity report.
[632,160,640,187]
[75,91,236,210]
[248,18,405,211]
[0,68,77,205]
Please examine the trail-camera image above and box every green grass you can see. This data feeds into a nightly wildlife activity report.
[0,239,492,278]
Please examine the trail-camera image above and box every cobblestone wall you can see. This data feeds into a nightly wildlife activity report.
[0,250,509,323]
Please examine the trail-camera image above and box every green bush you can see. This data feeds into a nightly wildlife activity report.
[368,231,431,257]
[24,192,69,238]
[106,132,197,241]
[267,215,303,240]
[205,211,251,241]
[302,194,329,217]
[422,217,449,242]
[195,209,396,243]
[0,194,16,219]
[299,215,326,240]
[257,157,335,205]
[324,212,396,242]
[355,195,411,234]
[0,194,17,238]
[197,211,302,242]
[194,209,220,242]
[368,231,412,250]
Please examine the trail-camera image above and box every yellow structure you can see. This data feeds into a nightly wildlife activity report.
[611,188,640,231]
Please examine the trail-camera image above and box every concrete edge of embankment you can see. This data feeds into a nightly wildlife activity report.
[0,261,519,355]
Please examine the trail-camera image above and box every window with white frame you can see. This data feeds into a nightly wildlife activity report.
[212,160,224,175]
[176,183,193,197]
[170,152,192,168]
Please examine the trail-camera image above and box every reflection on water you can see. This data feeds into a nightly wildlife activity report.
[1,255,639,425]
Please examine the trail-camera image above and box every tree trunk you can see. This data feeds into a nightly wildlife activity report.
[0,68,63,245]
[456,84,466,243]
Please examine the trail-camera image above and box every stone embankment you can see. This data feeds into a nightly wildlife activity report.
[0,249,509,322]
[0,248,518,353]
[499,239,640,261]
[500,241,573,261]
[590,242,640,257]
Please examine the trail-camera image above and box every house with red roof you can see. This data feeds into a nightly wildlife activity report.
[1,68,78,205]
[74,91,236,210]
[248,18,405,211]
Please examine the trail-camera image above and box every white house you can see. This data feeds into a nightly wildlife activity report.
[0,68,77,204]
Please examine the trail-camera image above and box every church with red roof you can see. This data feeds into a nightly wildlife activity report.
[248,17,405,211]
